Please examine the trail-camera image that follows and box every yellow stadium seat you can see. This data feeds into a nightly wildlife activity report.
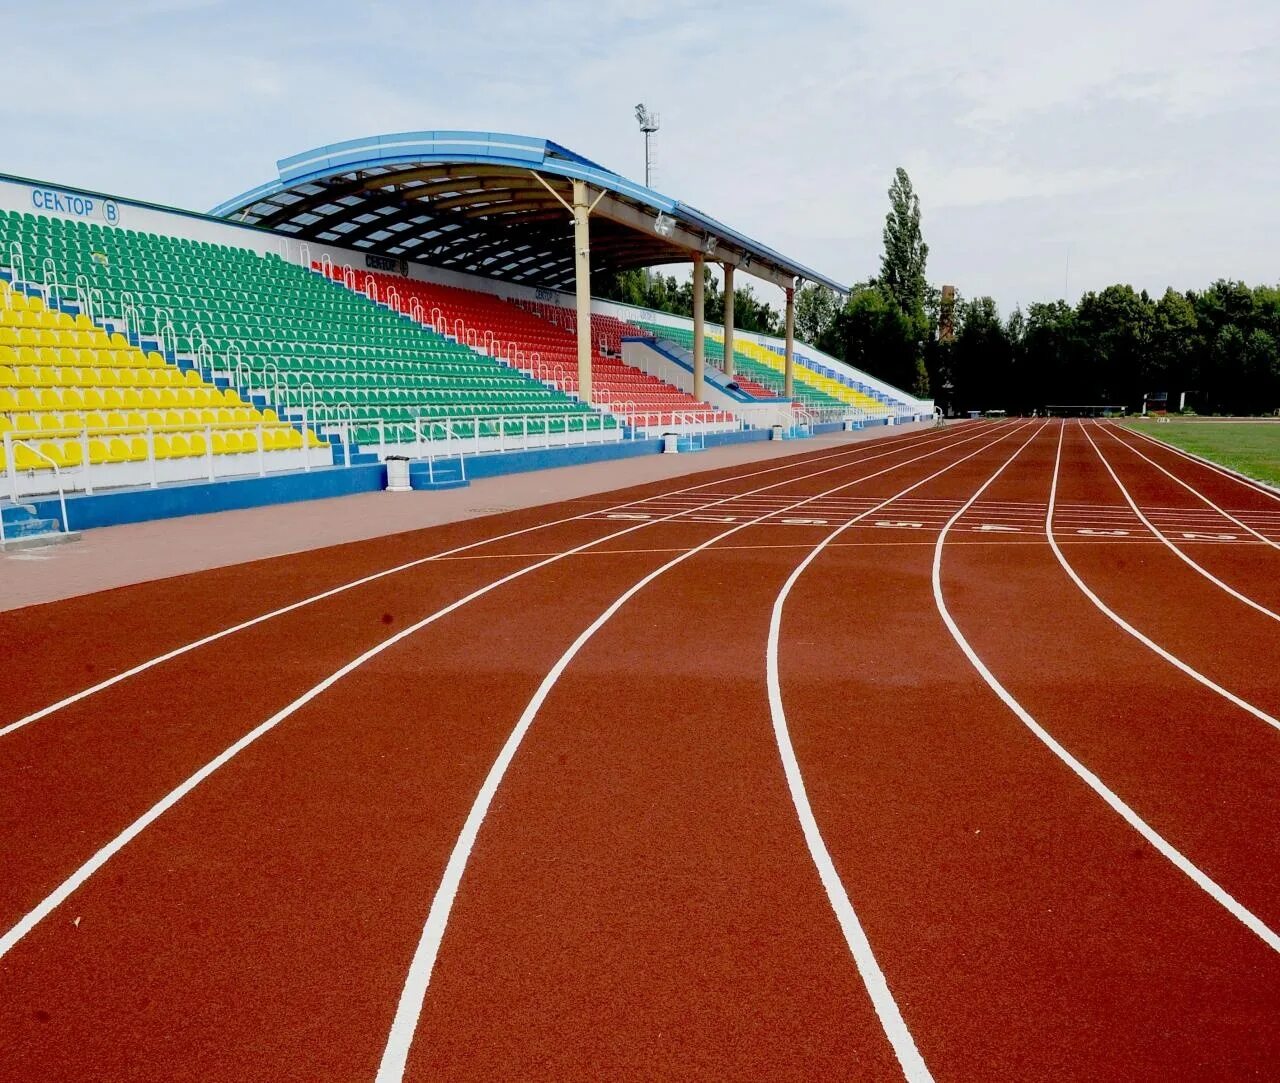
[169,434,191,458]
[14,443,43,469]
[62,441,84,468]
[0,389,15,411]
[107,437,132,462]
[0,365,15,386]
[190,432,208,456]
[153,434,173,459]
[37,441,64,468]
[82,387,103,409]
[89,439,111,464]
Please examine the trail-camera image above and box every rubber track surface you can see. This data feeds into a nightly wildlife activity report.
[0,420,1276,1081]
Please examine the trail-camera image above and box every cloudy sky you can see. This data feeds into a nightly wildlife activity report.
[8,0,1278,313]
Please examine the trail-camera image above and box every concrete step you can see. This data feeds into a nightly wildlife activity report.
[0,503,39,527]
[8,516,62,538]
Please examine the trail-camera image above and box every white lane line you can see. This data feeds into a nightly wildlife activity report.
[0,425,1006,965]
[1122,424,1280,503]
[373,420,1037,1082]
[932,421,1280,954]
[759,433,1051,1079]
[1,424,966,741]
[1048,425,1280,732]
[1099,423,1280,554]
[1081,424,1280,624]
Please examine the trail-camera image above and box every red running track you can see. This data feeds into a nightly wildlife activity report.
[0,419,1277,1081]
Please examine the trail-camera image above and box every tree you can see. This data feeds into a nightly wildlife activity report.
[1149,288,1200,403]
[794,284,838,347]
[880,167,929,320]
[827,282,921,394]
[950,297,1013,412]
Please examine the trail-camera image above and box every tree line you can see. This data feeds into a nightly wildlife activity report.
[604,169,1280,415]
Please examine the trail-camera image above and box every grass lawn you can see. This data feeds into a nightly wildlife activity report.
[1124,420,1280,486]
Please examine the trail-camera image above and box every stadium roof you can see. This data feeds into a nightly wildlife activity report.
[211,131,846,295]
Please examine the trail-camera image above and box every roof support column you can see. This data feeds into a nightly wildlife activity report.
[784,283,796,400]
[572,178,593,405]
[692,253,705,401]
[721,262,735,379]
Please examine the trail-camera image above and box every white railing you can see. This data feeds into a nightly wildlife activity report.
[3,420,320,502]
[3,437,70,530]
[614,409,742,433]
[320,411,624,464]
[41,258,60,306]
[6,243,26,289]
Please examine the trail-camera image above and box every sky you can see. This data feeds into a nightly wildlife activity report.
[7,0,1279,315]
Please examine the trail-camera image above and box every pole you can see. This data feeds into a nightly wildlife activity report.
[722,263,735,379]
[572,179,593,404]
[784,284,796,400]
[692,253,705,401]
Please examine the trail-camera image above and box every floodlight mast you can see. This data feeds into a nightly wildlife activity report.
[634,103,660,188]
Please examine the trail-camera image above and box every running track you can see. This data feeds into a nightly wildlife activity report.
[1,419,1277,1081]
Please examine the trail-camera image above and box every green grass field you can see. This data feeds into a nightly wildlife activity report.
[1123,420,1280,486]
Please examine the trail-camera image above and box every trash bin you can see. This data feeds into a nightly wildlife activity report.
[770,424,785,441]
[385,455,411,492]
[661,432,680,454]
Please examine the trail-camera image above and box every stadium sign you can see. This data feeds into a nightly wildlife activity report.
[364,253,406,274]
[29,186,120,226]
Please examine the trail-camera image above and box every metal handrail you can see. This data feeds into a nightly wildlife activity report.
[6,243,25,289]
[41,258,60,306]
[4,435,69,531]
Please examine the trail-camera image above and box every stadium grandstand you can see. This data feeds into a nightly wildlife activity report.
[0,131,929,543]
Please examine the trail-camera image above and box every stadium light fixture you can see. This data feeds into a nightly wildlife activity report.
[653,213,676,238]
[635,103,660,188]
[702,235,718,256]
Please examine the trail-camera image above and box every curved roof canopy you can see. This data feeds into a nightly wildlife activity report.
[212,131,845,294]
